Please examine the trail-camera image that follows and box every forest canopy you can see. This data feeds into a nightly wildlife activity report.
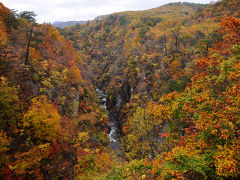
[0,0,240,179]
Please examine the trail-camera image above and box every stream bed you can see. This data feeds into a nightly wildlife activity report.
[96,88,124,158]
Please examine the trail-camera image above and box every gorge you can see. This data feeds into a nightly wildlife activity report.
[0,0,240,179]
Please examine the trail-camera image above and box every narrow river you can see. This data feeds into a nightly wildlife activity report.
[96,88,124,158]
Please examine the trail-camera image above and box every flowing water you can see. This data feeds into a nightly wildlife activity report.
[96,88,124,158]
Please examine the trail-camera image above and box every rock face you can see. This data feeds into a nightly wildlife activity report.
[73,92,79,116]
[107,81,131,119]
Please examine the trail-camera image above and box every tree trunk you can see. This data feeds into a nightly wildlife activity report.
[25,23,34,65]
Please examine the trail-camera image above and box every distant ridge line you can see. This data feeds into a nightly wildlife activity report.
[52,21,87,28]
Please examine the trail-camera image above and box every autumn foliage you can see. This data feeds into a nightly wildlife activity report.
[1,0,240,179]
[0,3,110,179]
[136,16,240,179]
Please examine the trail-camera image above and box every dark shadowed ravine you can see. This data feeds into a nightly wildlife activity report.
[96,88,124,158]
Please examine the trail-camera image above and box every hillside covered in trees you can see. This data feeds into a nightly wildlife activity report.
[1,0,240,179]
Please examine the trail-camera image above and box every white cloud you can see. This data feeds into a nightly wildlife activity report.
[1,0,213,23]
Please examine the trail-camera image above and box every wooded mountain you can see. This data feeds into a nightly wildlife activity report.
[1,0,240,179]
[52,21,87,28]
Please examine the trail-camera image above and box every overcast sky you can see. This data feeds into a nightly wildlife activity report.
[2,0,213,23]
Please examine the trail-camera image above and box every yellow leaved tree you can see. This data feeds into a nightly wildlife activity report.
[22,95,61,143]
